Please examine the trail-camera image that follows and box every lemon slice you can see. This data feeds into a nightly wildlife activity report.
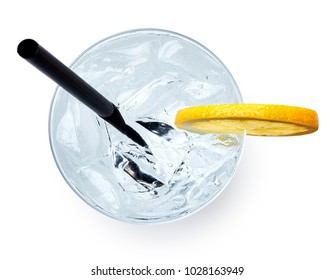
[175,104,319,136]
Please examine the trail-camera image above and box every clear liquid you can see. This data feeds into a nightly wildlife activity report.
[49,30,244,223]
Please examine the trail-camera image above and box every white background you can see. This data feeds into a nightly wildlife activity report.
[1,1,334,279]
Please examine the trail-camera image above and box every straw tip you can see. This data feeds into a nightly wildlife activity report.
[17,39,39,59]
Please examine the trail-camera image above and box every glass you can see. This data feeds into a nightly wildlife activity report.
[49,29,244,223]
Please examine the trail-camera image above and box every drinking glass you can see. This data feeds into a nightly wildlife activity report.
[49,29,244,223]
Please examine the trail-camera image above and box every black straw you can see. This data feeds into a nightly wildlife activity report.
[17,39,147,147]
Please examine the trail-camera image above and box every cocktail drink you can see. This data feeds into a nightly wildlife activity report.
[18,29,318,224]
[49,29,244,223]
